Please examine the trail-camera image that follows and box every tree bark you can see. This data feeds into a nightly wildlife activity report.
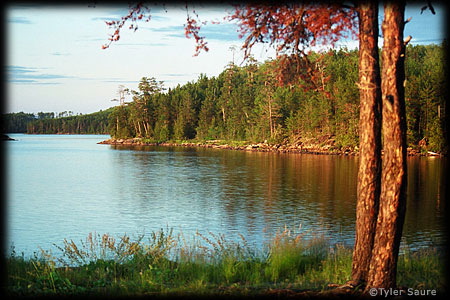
[366,1,408,289]
[351,1,382,286]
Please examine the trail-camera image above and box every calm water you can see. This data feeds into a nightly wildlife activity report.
[5,134,446,256]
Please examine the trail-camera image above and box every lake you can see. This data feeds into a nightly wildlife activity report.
[5,134,445,257]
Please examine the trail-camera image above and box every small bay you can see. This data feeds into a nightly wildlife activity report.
[5,134,445,257]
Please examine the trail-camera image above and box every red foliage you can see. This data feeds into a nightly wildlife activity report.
[102,2,209,55]
[103,3,153,49]
[103,3,357,56]
[228,3,357,91]
[229,3,358,58]
[184,6,209,56]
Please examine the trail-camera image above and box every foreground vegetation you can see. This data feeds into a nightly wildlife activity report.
[5,228,444,297]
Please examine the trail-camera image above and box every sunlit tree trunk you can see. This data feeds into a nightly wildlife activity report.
[143,121,149,137]
[366,1,408,289]
[269,98,274,138]
[116,115,119,136]
[266,81,275,138]
[351,1,382,286]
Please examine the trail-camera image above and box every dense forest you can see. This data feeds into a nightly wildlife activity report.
[2,43,446,153]
[2,109,112,134]
[2,112,37,133]
[108,43,446,153]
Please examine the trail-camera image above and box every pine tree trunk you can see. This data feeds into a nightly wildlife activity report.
[116,115,119,137]
[351,1,382,286]
[269,96,274,138]
[222,106,226,123]
[366,2,408,289]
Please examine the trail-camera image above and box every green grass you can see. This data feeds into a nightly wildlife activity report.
[5,228,445,297]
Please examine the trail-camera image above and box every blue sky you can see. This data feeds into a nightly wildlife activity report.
[5,3,446,114]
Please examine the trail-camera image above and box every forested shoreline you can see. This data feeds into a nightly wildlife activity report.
[106,44,447,154]
[2,43,446,153]
[2,109,112,135]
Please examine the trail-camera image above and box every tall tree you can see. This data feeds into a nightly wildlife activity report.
[128,77,164,137]
[366,1,408,289]
[351,1,382,286]
[256,62,282,140]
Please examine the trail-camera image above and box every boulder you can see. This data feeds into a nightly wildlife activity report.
[1,134,16,141]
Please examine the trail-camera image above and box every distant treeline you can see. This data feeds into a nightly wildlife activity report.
[2,109,112,134]
[108,43,447,153]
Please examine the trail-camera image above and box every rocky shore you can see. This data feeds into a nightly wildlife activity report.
[98,135,442,157]
[1,134,16,141]
[98,135,357,155]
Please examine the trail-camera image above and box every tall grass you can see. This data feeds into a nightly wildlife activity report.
[5,227,444,297]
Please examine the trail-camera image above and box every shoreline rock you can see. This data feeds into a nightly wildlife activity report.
[1,134,16,141]
[97,137,443,157]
